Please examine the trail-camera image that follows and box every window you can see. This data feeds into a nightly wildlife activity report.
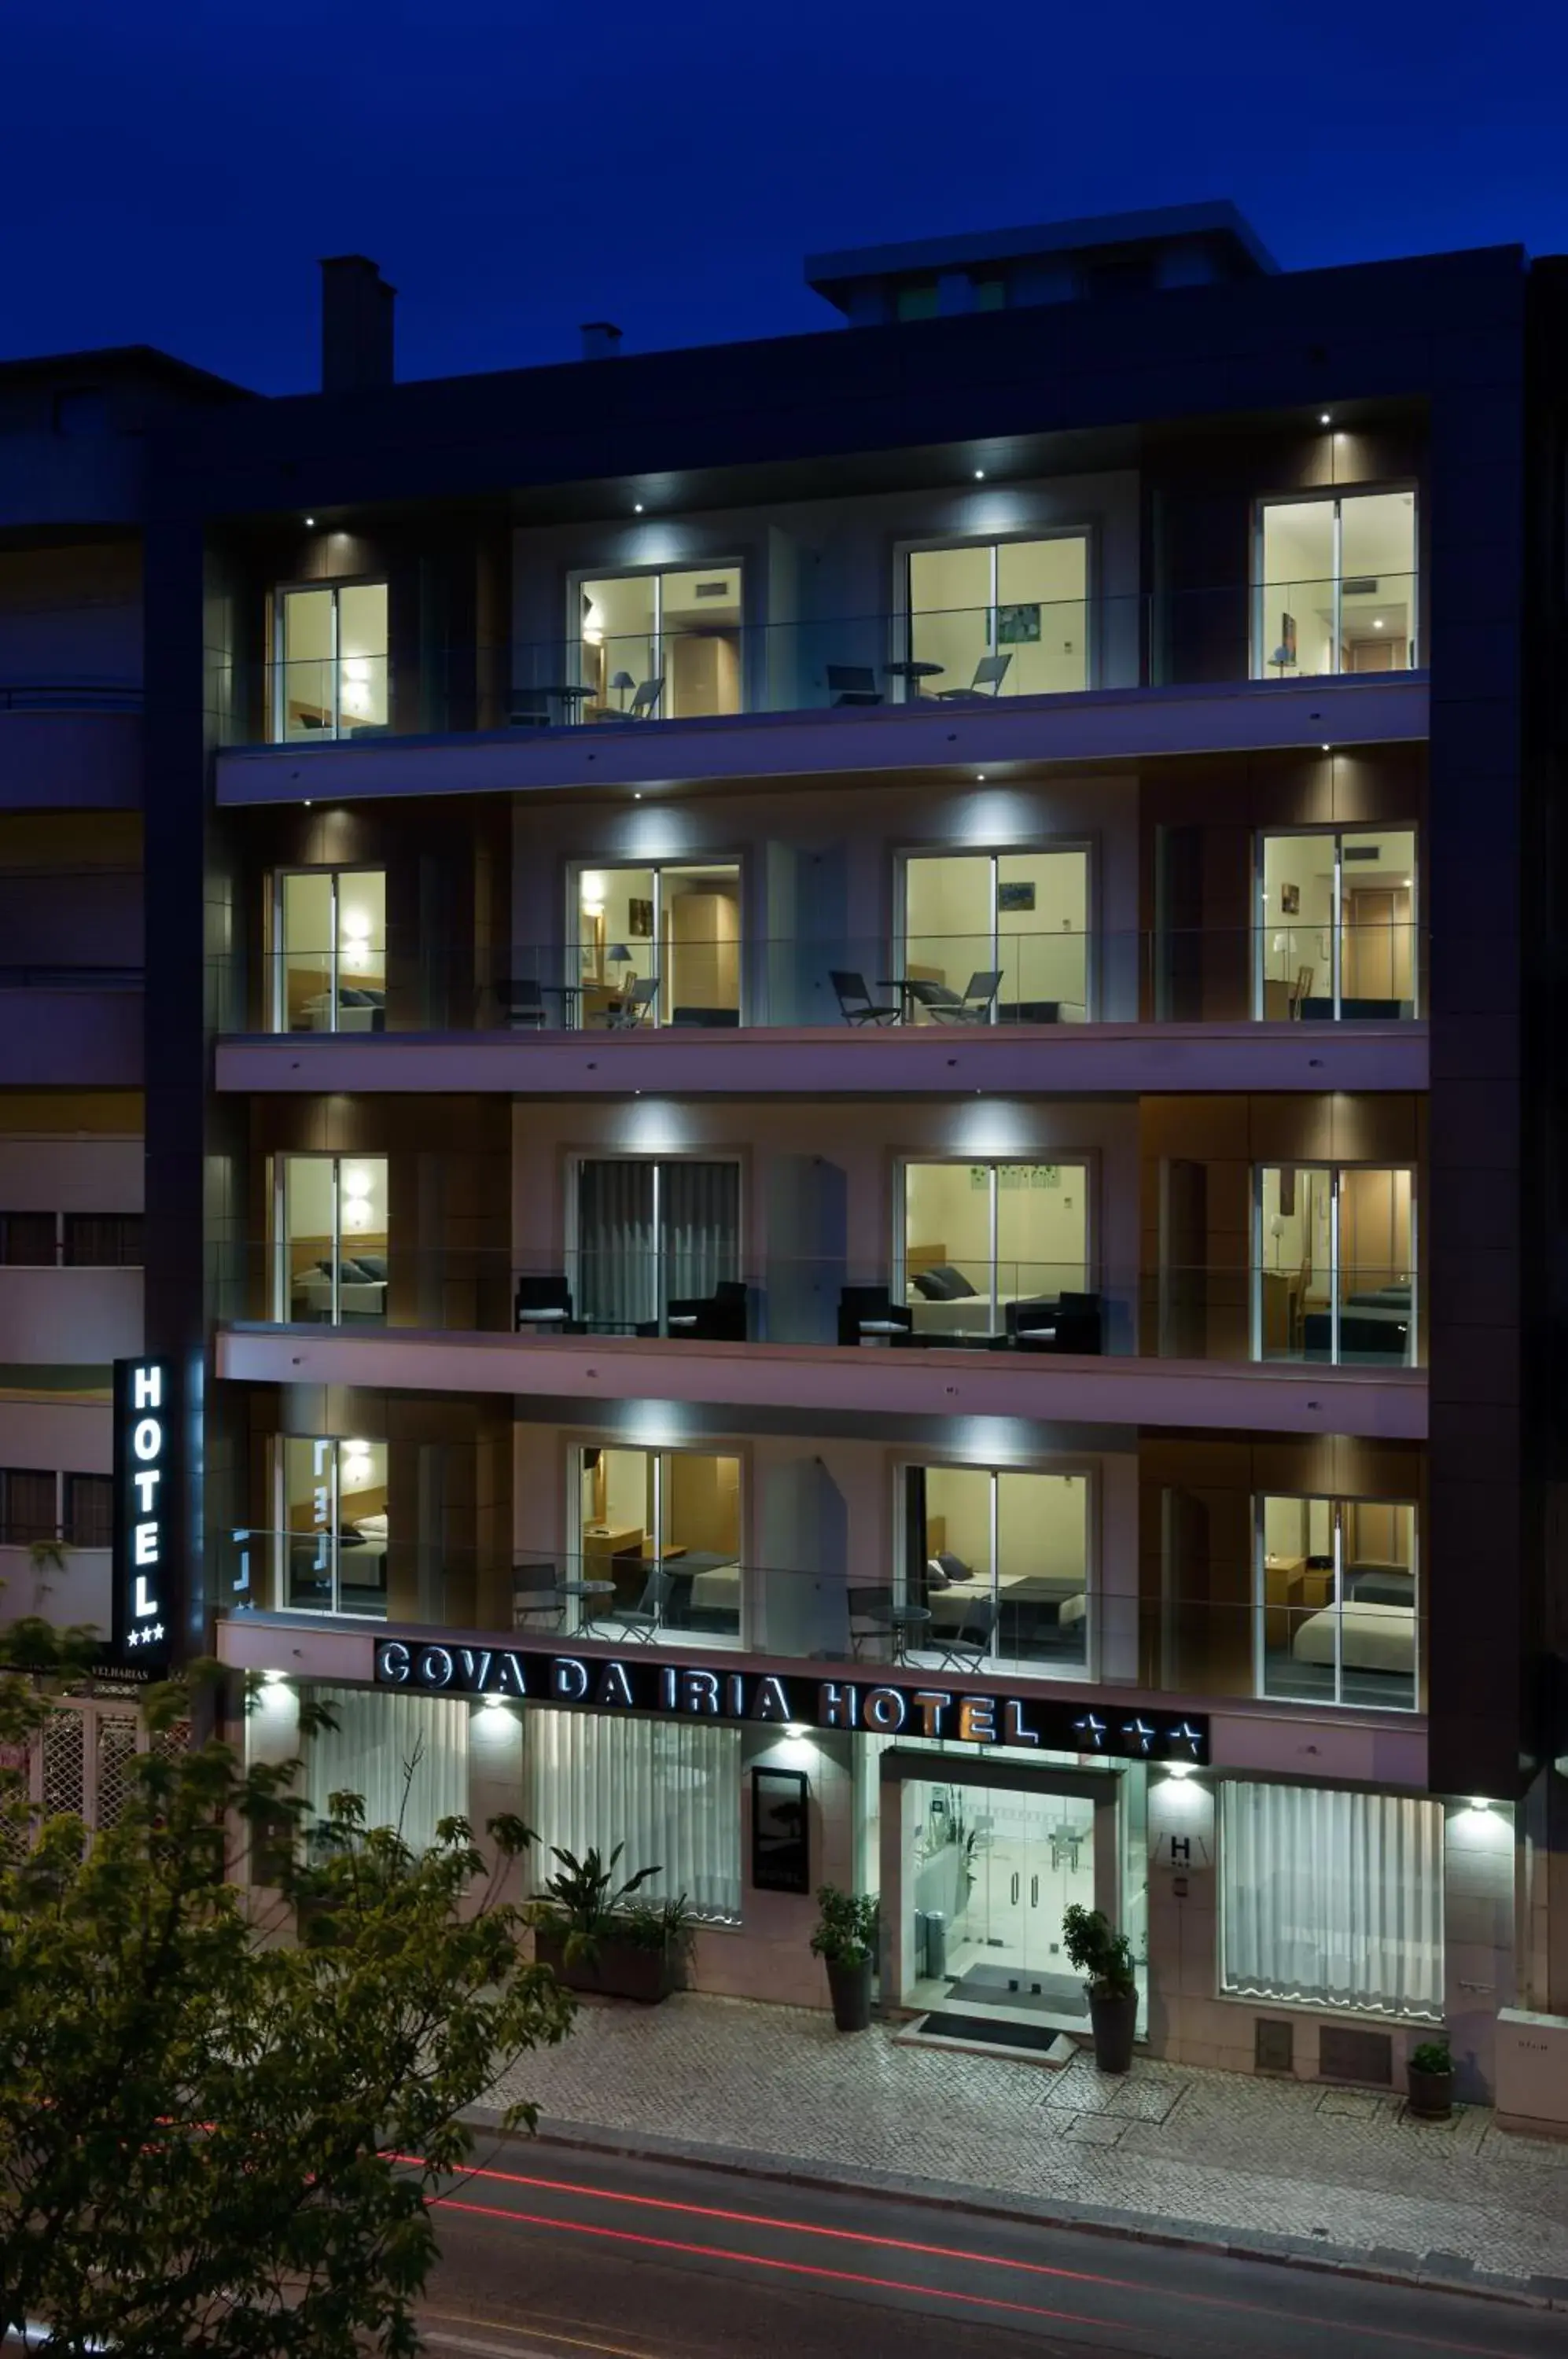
[576,1444,742,1645]
[63,1214,143,1267]
[896,281,940,321]
[0,1467,59,1546]
[272,869,387,1033]
[306,1685,466,1853]
[1254,490,1417,679]
[903,848,1089,1022]
[904,535,1088,701]
[902,1464,1089,1676]
[576,567,742,722]
[274,1155,388,1327]
[1257,1496,1417,1711]
[0,1212,60,1265]
[572,1158,739,1336]
[574,863,741,1027]
[1220,1781,1442,2019]
[901,1159,1089,1341]
[278,1437,388,1617]
[525,1708,741,1921]
[273,580,388,741]
[1256,1165,1415,1366]
[64,1473,113,1549]
[1257,829,1418,1020]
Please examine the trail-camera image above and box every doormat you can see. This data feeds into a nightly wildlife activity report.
[915,2010,1069,2053]
[951,1964,1088,2019]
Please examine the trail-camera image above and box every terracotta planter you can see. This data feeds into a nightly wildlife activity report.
[1406,2064,1454,2121]
[824,1953,874,2032]
[533,1925,682,2005]
[1087,1987,1138,2074]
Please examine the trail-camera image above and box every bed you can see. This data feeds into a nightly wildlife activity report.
[1291,1600,1415,1675]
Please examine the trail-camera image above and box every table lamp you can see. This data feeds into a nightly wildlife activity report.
[610,670,635,711]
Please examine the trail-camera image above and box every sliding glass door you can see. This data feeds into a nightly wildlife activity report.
[273,580,388,741]
[273,868,388,1032]
[1254,491,1417,679]
[577,1444,742,1643]
[573,1158,740,1334]
[574,862,742,1026]
[901,1160,1088,1338]
[275,1154,389,1326]
[1257,1492,1417,1711]
[576,566,743,720]
[278,1435,389,1617]
[1256,1165,1415,1365]
[903,848,1089,1021]
[1257,829,1416,1020]
[904,535,1088,700]
[903,1463,1089,1674]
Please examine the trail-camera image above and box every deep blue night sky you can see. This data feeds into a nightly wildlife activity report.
[5,0,1566,393]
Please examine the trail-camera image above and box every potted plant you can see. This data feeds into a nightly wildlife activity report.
[810,1885,878,2031]
[528,1845,692,2004]
[1062,1902,1139,2073]
[1407,2036,1454,2121]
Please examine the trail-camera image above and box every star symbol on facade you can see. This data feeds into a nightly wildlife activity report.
[1121,1717,1156,1754]
[1072,1713,1106,1747]
[1166,1720,1203,1757]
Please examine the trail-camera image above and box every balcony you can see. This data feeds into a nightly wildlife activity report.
[212,1240,1426,1442]
[212,919,1429,1100]
[212,587,1429,807]
[212,1559,1426,1723]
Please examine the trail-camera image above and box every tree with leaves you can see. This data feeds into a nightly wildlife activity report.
[0,1615,574,2355]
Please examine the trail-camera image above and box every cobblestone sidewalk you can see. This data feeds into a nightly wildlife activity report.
[484,1992,1568,2293]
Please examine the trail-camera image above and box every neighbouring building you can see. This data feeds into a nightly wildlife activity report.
[12,207,1568,2128]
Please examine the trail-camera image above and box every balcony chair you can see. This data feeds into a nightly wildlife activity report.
[496,978,548,1029]
[826,664,882,707]
[625,677,665,719]
[661,1279,749,1342]
[913,969,1001,1025]
[837,1283,914,1347]
[605,976,660,1029]
[847,1584,897,1659]
[618,1565,674,1642]
[830,970,900,1027]
[1006,1290,1103,1354]
[936,653,1011,701]
[933,1593,997,1669]
[514,1274,580,1331]
[512,1563,565,1631]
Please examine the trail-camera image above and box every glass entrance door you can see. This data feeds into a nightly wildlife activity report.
[910,1780,1096,2033]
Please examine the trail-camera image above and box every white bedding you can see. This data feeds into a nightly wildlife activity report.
[1292,1601,1415,1674]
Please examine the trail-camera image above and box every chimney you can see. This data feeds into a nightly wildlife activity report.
[319,255,396,393]
[580,321,624,360]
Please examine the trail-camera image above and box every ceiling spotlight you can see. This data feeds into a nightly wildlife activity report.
[633,502,644,513]
[974,468,986,480]
[1320,743,1331,753]
[976,772,986,782]
[1373,617,1384,628]
[633,791,642,800]
[304,515,316,527]
[1319,413,1331,427]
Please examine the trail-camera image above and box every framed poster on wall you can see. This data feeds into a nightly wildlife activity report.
[751,1765,810,1894]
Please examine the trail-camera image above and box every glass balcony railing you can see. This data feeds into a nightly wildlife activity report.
[212,924,1426,1037]
[209,1242,1422,1369]
[209,579,1423,749]
[215,1533,1423,1711]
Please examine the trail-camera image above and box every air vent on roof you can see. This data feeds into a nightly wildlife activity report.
[1342,845,1381,862]
[1342,576,1378,597]
[694,580,729,598]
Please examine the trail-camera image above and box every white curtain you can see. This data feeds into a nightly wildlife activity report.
[307,1685,469,1857]
[1220,1779,1443,2020]
[525,1707,741,1922]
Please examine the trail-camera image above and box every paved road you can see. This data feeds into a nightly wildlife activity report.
[418,2139,1566,2359]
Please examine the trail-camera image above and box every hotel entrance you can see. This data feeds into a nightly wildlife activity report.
[873,1750,1144,2053]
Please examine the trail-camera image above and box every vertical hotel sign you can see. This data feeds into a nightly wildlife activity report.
[112,1358,173,1671]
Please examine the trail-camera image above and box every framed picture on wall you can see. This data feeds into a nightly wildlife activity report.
[1280,883,1301,915]
[997,881,1036,912]
[996,602,1042,644]
[751,1765,810,1894]
[628,896,654,939]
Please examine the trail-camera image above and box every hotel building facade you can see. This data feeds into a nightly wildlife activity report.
[10,207,1568,2123]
